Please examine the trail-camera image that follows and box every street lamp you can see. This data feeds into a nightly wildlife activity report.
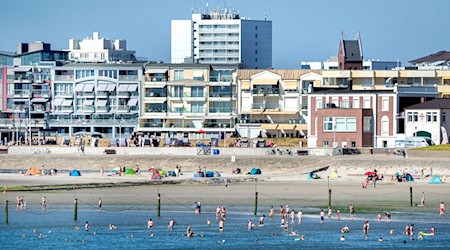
[333,124,337,148]
[119,120,123,148]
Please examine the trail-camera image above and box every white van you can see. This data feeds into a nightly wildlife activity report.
[405,137,435,148]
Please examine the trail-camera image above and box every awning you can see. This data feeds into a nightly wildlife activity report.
[83,84,94,92]
[13,98,28,102]
[145,69,168,74]
[295,124,308,130]
[117,84,129,91]
[96,99,108,106]
[241,81,250,90]
[127,84,138,92]
[261,124,278,130]
[278,124,296,130]
[97,84,108,91]
[14,66,32,72]
[62,100,73,106]
[75,84,85,91]
[193,71,203,78]
[106,84,116,91]
[84,99,94,106]
[283,81,298,90]
[32,98,49,103]
[263,111,298,115]
[442,76,450,80]
[53,98,63,106]
[127,98,138,106]
[252,78,278,85]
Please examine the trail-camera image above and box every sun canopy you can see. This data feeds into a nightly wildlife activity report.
[69,169,81,176]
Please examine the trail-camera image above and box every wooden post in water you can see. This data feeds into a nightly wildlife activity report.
[157,193,161,217]
[5,200,8,224]
[73,198,78,221]
[410,187,413,207]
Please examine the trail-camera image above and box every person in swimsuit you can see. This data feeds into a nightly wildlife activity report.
[320,210,325,223]
[219,218,224,232]
[147,218,154,228]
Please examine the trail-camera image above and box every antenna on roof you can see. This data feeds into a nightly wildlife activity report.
[264,2,269,20]
[354,31,360,40]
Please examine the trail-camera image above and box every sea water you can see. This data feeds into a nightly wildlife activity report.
[1,204,449,249]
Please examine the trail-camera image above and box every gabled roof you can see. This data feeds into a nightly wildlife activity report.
[409,51,450,64]
[238,69,322,80]
[342,40,362,62]
[405,99,450,110]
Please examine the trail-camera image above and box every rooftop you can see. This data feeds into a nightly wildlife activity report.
[405,98,450,110]
[409,51,450,64]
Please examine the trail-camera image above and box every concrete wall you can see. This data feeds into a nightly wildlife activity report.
[407,149,450,159]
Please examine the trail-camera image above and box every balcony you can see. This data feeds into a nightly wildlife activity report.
[32,90,51,98]
[147,77,167,82]
[209,92,233,98]
[319,102,353,109]
[54,106,74,113]
[97,91,109,98]
[54,91,73,98]
[140,122,165,128]
[208,107,234,113]
[119,75,139,81]
[169,108,184,114]
[183,92,205,100]
[77,91,95,98]
[145,91,167,98]
[14,75,33,83]
[12,105,26,112]
[54,75,74,81]
[251,103,264,110]
[117,106,130,112]
[30,106,49,113]
[252,88,280,95]
[47,117,138,126]
[77,105,95,112]
[209,76,233,83]
[117,91,130,98]
[14,89,31,98]
[144,108,167,113]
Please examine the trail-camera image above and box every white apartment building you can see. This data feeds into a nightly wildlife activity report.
[404,99,450,144]
[139,63,238,141]
[69,32,136,63]
[171,10,272,69]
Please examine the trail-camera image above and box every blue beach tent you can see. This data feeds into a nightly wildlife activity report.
[69,169,81,176]
[250,168,262,175]
[428,175,443,184]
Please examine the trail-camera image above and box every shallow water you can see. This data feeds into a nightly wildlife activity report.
[1,204,449,249]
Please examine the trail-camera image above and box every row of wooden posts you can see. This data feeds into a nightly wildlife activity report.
[4,179,415,224]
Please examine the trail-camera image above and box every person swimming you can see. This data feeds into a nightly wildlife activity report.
[340,235,345,241]
[341,225,350,233]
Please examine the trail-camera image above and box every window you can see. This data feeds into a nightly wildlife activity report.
[323,117,333,131]
[341,98,350,108]
[433,112,438,122]
[255,34,258,38]
[353,97,360,108]
[316,98,323,110]
[381,116,389,135]
[363,97,370,108]
[363,116,373,132]
[255,58,258,63]
[332,97,339,107]
[255,42,258,46]
[255,50,258,55]
[426,112,432,122]
[323,141,329,147]
[174,70,184,81]
[413,112,418,122]
[407,112,413,122]
[255,26,258,30]
[351,141,356,147]
[382,98,389,111]
[190,101,204,113]
[172,86,183,97]
[75,70,95,79]
[443,112,446,122]
[191,86,204,97]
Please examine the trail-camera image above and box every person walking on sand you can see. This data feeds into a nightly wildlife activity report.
[440,202,445,215]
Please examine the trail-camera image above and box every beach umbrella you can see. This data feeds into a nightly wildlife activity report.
[365,171,376,175]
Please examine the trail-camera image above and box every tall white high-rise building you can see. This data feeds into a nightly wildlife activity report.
[171,10,272,69]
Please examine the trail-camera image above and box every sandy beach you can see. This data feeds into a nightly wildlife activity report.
[1,154,448,214]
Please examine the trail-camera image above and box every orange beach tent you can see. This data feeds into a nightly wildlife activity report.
[27,167,41,175]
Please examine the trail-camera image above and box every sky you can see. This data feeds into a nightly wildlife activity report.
[1,0,449,68]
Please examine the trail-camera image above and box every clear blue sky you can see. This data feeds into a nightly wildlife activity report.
[1,0,449,68]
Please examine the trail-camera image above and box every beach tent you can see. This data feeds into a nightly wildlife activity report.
[125,168,136,175]
[308,172,320,179]
[151,171,161,180]
[69,170,81,176]
[329,171,339,179]
[205,171,214,177]
[213,171,221,177]
[112,167,121,173]
[158,170,167,177]
[405,173,414,182]
[28,167,41,175]
[250,168,262,175]
[428,175,443,184]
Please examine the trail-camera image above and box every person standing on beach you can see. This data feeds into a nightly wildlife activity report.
[440,202,445,215]
[349,204,355,220]
[420,192,425,206]
[320,210,325,223]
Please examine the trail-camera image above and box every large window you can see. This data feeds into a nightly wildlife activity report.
[363,97,370,108]
[75,70,95,79]
[433,112,438,122]
[323,117,357,132]
[353,97,360,109]
[381,116,389,135]
[426,112,432,122]
[413,112,418,122]
[191,86,204,97]
[190,102,204,113]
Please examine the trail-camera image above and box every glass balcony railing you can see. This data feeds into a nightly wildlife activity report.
[203,123,233,128]
[170,108,184,113]
[54,106,73,112]
[119,75,139,81]
[209,92,232,97]
[96,106,110,112]
[209,107,233,113]
[77,105,95,111]
[209,76,233,82]
[169,93,184,98]
[55,91,73,96]
[251,103,264,110]
[184,92,205,98]
[140,122,164,128]
[146,77,167,82]
[32,90,51,97]
[54,75,74,81]
[14,89,31,97]
[144,108,167,113]
[252,88,280,95]
[145,91,167,98]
